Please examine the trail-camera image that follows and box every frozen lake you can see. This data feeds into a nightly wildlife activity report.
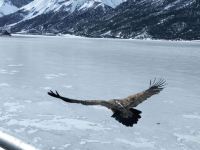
[0,36,200,150]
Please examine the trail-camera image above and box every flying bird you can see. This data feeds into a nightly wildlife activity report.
[48,78,166,127]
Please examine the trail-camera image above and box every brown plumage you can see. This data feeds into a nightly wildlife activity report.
[48,78,166,127]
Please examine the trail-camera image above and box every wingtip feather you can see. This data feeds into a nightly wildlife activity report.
[149,78,166,92]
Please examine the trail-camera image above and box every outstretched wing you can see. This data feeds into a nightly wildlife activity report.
[122,78,166,108]
[48,90,112,108]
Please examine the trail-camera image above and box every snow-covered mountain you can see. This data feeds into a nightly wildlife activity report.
[0,0,33,17]
[0,0,126,32]
[0,0,200,40]
[0,0,18,17]
[22,0,126,12]
[19,0,126,21]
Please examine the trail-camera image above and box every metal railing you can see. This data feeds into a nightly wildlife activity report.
[0,131,38,150]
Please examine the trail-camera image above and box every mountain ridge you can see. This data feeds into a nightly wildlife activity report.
[0,0,200,40]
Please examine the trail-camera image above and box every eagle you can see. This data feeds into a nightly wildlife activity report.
[48,78,166,127]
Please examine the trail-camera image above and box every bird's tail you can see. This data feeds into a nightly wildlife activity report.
[111,108,142,127]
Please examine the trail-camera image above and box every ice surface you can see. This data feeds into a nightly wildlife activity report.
[0,36,200,150]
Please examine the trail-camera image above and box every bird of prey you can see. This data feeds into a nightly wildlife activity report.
[48,78,166,127]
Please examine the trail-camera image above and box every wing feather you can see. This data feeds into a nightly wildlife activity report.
[48,90,112,108]
[122,78,166,108]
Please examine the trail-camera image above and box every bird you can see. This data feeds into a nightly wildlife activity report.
[48,78,166,127]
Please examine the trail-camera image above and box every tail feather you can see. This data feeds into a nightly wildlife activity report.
[111,108,142,127]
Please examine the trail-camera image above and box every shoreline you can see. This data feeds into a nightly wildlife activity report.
[1,33,200,43]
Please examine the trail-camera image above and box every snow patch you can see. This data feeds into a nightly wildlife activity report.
[0,0,18,17]
[183,114,200,120]
[44,73,66,79]
[174,133,200,144]
[3,102,25,113]
[6,116,109,131]
[0,83,10,87]
[7,64,24,67]
[62,144,71,148]
[80,139,111,145]
[0,69,19,75]
[63,85,73,89]
[116,138,155,148]
[40,86,52,90]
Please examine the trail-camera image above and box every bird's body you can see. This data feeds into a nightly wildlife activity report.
[48,78,166,127]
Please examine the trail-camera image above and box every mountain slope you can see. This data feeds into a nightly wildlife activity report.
[0,0,199,40]
[86,0,200,39]
[0,0,33,17]
[0,0,18,17]
[19,0,125,20]
[9,0,33,7]
[0,0,125,33]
